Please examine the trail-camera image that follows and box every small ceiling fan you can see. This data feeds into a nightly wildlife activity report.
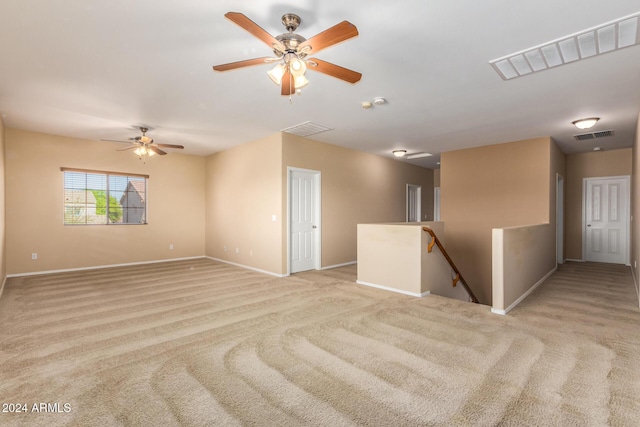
[102,127,184,157]
[212,12,362,95]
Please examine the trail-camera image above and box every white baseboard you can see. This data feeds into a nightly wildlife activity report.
[6,256,207,278]
[206,257,286,278]
[320,261,357,270]
[356,280,430,297]
[491,266,557,315]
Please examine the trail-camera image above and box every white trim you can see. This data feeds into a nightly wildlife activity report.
[356,280,431,297]
[287,167,322,274]
[556,174,564,265]
[6,256,206,278]
[206,257,287,278]
[320,261,357,270]
[491,266,556,315]
[564,258,585,263]
[433,187,441,221]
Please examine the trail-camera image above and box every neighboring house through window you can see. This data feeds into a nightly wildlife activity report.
[62,168,148,225]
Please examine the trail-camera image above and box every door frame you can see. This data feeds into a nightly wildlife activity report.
[406,184,422,222]
[582,175,630,265]
[287,167,322,275]
[556,174,564,264]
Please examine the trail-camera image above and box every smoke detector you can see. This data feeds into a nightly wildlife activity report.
[361,101,373,109]
[373,97,386,105]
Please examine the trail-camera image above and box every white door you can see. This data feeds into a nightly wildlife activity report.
[584,176,629,264]
[434,187,441,221]
[406,184,421,222]
[290,169,320,273]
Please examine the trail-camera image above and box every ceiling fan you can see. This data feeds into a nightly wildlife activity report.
[102,127,184,157]
[212,12,362,96]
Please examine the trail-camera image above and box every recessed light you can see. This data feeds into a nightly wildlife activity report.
[392,150,407,157]
[572,117,599,129]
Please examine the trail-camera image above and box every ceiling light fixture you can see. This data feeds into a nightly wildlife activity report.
[572,117,600,129]
[393,150,407,157]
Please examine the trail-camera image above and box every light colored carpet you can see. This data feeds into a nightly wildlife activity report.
[0,259,639,426]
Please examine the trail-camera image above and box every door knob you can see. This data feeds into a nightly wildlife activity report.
[587,224,591,227]
[312,225,317,229]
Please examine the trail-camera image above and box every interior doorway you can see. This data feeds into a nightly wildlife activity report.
[583,176,630,265]
[556,174,564,264]
[288,168,321,273]
[406,184,422,222]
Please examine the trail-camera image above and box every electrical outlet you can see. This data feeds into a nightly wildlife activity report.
[169,244,174,250]
[235,248,239,254]
[31,253,38,260]
[223,246,227,252]
[249,250,253,257]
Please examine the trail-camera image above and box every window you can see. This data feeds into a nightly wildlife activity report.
[62,168,148,225]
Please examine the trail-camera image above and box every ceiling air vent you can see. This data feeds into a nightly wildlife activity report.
[574,130,614,141]
[281,121,333,137]
[489,12,640,80]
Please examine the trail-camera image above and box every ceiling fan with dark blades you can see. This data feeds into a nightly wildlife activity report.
[212,12,361,95]
[101,127,184,157]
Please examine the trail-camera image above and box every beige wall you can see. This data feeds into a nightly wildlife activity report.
[282,133,434,270]
[205,133,284,275]
[5,129,206,275]
[632,114,640,301]
[0,116,5,287]
[441,137,564,304]
[492,223,556,313]
[564,149,632,260]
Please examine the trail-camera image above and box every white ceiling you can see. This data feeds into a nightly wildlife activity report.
[1,1,639,168]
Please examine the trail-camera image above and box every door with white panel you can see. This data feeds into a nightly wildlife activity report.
[584,176,629,264]
[406,184,421,222]
[290,169,320,273]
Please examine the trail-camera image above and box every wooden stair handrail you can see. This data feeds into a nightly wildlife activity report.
[422,227,480,304]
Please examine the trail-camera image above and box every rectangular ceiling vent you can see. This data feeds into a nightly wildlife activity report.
[281,121,333,137]
[489,12,640,80]
[574,130,614,140]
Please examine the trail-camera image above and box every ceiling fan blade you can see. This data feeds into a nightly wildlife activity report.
[149,146,167,156]
[281,69,294,96]
[213,57,275,72]
[298,21,358,55]
[116,145,138,151]
[307,58,362,83]
[224,12,285,52]
[155,143,184,149]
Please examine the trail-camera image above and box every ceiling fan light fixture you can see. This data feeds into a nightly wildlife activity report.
[289,58,306,76]
[572,117,600,129]
[294,74,309,89]
[268,63,285,85]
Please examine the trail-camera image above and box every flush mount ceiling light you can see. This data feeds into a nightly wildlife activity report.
[213,12,362,99]
[489,12,640,80]
[572,117,600,129]
[393,150,407,157]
